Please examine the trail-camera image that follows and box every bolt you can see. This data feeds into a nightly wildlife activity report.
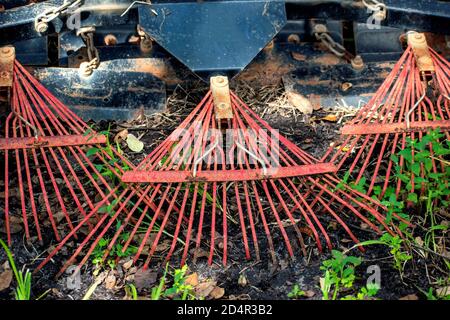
[1,47,11,55]
[140,38,152,53]
[35,21,48,33]
[218,103,227,109]
[0,71,8,78]
[314,24,327,34]
[79,62,93,77]
[351,55,364,71]
[212,76,228,87]
[287,34,301,44]
[104,34,118,46]
[263,40,274,53]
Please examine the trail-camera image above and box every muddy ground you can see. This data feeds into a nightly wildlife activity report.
[0,79,447,301]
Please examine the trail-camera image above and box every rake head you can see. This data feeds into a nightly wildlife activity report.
[33,76,408,276]
[0,61,151,246]
[322,33,450,202]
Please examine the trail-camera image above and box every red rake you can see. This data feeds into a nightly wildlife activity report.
[0,60,164,246]
[321,32,450,201]
[34,76,406,276]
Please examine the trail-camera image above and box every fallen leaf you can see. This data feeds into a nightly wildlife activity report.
[238,274,248,287]
[155,240,171,252]
[436,286,450,297]
[304,290,316,298]
[210,286,225,299]
[114,129,129,144]
[360,223,369,230]
[105,273,116,290]
[195,280,217,298]
[286,91,313,115]
[321,114,338,122]
[291,52,306,61]
[0,269,13,291]
[185,273,199,287]
[341,82,353,92]
[134,269,158,290]
[319,277,325,292]
[122,260,133,270]
[126,133,144,153]
[399,294,419,300]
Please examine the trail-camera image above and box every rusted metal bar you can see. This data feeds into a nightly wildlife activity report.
[341,120,450,135]
[122,163,337,183]
[0,134,107,150]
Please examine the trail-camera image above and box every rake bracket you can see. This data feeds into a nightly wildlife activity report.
[0,46,15,87]
[210,76,233,121]
[407,32,435,77]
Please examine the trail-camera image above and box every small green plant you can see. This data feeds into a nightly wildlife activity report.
[125,284,138,300]
[85,125,131,184]
[424,287,450,300]
[341,283,380,300]
[320,250,362,300]
[91,232,137,270]
[348,233,412,274]
[393,129,450,250]
[287,285,306,299]
[0,239,32,300]
[151,264,196,300]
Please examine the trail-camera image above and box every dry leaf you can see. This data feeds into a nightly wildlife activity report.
[286,91,313,115]
[185,273,199,287]
[126,133,144,153]
[114,129,129,144]
[304,290,316,298]
[238,274,248,287]
[134,269,158,290]
[0,269,13,291]
[105,273,116,290]
[291,52,306,61]
[195,280,217,298]
[122,260,133,270]
[341,82,353,92]
[399,294,419,300]
[321,114,338,122]
[210,286,225,299]
[436,286,450,297]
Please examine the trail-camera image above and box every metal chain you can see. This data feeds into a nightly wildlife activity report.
[315,32,346,57]
[35,0,84,33]
[313,25,355,61]
[361,0,387,21]
[77,27,100,76]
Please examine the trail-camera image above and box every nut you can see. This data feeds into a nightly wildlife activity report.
[0,46,14,58]
[287,34,301,44]
[351,55,364,71]
[79,61,93,77]
[313,24,327,34]
[35,21,48,33]
[140,38,153,53]
[104,34,118,46]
